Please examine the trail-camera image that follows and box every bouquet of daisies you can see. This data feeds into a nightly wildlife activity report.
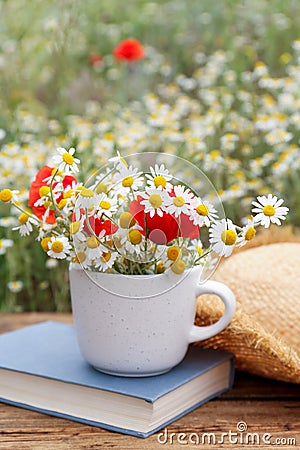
[0,148,289,275]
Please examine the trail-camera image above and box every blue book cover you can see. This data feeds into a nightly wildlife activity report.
[0,321,234,438]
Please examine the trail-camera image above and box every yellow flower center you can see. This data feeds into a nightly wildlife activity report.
[96,182,108,194]
[39,186,50,197]
[51,168,63,177]
[148,194,162,209]
[171,259,186,274]
[100,200,111,210]
[87,236,100,249]
[0,189,13,203]
[196,245,203,255]
[51,241,64,253]
[173,196,185,207]
[0,240,3,249]
[245,226,256,241]
[101,251,111,262]
[70,222,81,234]
[63,190,74,199]
[263,205,275,216]
[167,246,180,261]
[120,212,135,229]
[44,200,51,208]
[81,188,94,198]
[41,237,51,252]
[128,229,142,245]
[210,150,220,160]
[154,175,167,188]
[122,176,134,188]
[156,261,165,273]
[73,251,86,263]
[58,199,67,210]
[62,152,74,165]
[196,204,209,216]
[221,229,237,246]
[18,213,29,225]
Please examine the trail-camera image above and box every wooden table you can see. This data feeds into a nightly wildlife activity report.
[0,313,299,449]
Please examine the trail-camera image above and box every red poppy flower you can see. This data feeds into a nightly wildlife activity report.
[89,52,103,67]
[28,166,77,224]
[129,196,199,244]
[113,39,144,62]
[84,216,118,237]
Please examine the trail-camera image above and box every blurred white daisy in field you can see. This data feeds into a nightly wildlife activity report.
[0,238,13,255]
[7,280,23,293]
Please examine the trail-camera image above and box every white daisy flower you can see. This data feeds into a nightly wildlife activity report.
[13,213,39,237]
[33,184,57,208]
[37,222,55,241]
[0,238,13,255]
[188,238,204,257]
[140,187,171,218]
[113,165,144,195]
[69,218,86,243]
[190,198,219,227]
[92,168,116,195]
[124,228,145,255]
[7,280,24,293]
[85,231,106,262]
[166,185,194,217]
[0,188,19,204]
[209,218,237,257]
[52,147,80,174]
[75,188,99,211]
[108,150,128,169]
[252,195,289,228]
[145,164,173,191]
[47,236,71,259]
[237,218,257,247]
[95,193,118,219]
[94,250,118,272]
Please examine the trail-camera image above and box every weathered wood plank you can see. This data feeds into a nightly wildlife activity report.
[0,313,299,449]
[0,400,299,449]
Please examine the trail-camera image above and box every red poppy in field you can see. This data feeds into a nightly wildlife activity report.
[113,38,144,62]
[28,166,77,224]
[89,52,103,67]
[129,195,199,245]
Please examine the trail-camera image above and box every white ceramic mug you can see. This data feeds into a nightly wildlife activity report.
[69,264,236,377]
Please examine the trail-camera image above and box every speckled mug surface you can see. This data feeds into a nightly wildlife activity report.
[69,264,236,377]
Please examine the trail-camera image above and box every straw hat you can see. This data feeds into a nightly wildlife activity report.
[195,227,300,383]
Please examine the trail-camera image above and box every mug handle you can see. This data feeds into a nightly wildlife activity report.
[189,280,236,343]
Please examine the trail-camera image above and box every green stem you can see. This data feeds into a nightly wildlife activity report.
[49,169,60,214]
[12,203,41,224]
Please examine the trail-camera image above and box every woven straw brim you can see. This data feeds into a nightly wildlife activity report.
[194,227,300,384]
